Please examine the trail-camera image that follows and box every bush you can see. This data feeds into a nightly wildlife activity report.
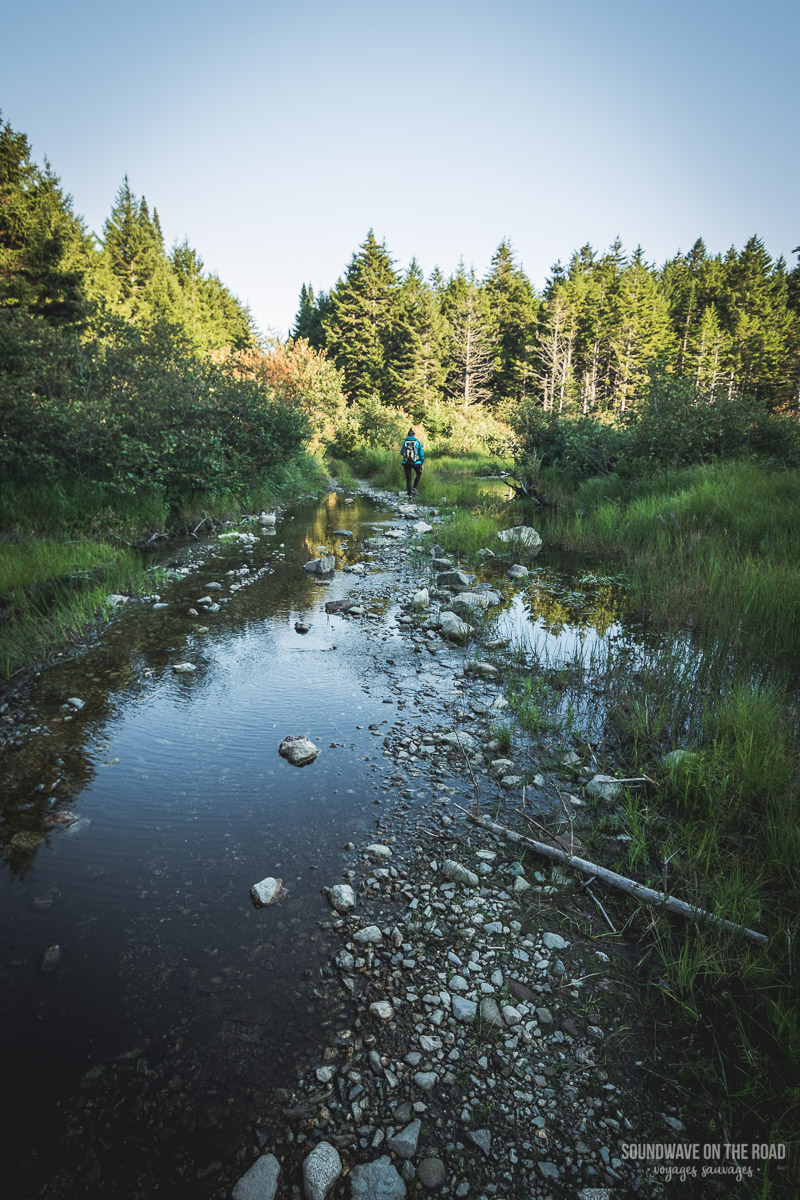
[0,311,310,511]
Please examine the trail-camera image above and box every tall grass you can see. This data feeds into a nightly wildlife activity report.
[544,460,800,674]
[0,453,330,682]
[0,539,157,680]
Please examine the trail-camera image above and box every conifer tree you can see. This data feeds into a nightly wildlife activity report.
[390,259,448,418]
[0,116,92,319]
[484,239,539,403]
[323,230,399,403]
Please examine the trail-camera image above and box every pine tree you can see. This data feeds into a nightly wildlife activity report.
[101,178,162,298]
[291,283,331,348]
[390,258,448,418]
[0,116,91,319]
[323,230,399,403]
[484,239,539,403]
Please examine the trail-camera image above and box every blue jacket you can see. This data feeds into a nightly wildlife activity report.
[400,436,424,465]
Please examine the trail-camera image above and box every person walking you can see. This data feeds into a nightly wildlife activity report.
[400,428,425,498]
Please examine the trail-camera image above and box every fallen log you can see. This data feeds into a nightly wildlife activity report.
[454,805,768,945]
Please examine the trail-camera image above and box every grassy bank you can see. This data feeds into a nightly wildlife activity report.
[0,453,329,684]
[340,445,799,1193]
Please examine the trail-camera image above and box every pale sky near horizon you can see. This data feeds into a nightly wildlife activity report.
[3,0,798,336]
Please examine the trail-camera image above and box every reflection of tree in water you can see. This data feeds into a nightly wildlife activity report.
[0,729,97,881]
[525,579,623,637]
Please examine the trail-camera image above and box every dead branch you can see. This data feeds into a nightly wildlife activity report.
[453,805,768,945]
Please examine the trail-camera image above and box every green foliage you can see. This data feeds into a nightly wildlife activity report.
[0,310,309,515]
[323,230,400,404]
[0,115,92,320]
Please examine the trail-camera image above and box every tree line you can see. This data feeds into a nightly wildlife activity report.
[0,115,318,517]
[293,230,800,423]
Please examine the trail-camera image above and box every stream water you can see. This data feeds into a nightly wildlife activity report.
[0,489,640,1198]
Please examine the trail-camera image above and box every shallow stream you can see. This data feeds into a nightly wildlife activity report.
[0,489,644,1197]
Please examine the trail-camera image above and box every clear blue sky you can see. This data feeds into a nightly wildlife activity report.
[3,0,798,336]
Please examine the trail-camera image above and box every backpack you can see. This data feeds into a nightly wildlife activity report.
[402,437,420,464]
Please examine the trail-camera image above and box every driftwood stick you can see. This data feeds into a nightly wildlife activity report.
[455,805,768,945]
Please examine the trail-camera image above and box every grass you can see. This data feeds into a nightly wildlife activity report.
[0,538,159,680]
[543,459,800,674]
[0,453,330,682]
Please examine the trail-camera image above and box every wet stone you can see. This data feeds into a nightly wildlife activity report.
[417,1156,446,1188]
[232,1152,280,1200]
[349,1155,407,1199]
[302,1140,341,1200]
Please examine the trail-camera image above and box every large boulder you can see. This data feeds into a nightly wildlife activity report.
[497,525,542,554]
[278,735,320,766]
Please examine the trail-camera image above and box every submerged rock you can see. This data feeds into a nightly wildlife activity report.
[172,663,197,674]
[41,944,63,974]
[278,735,320,766]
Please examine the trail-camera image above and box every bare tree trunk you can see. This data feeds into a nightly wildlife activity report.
[457,808,768,945]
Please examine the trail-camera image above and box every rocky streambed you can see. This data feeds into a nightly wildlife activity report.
[0,483,721,1198]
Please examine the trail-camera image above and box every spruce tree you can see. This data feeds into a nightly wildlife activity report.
[323,230,399,403]
[484,239,539,403]
[390,259,448,419]
[0,116,91,319]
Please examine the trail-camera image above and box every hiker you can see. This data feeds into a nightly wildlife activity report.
[400,428,425,498]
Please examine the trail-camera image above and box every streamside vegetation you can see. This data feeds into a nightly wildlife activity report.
[0,116,342,677]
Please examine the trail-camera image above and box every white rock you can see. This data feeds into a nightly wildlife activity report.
[327,884,355,912]
[497,525,542,553]
[232,1153,280,1200]
[438,610,474,643]
[251,877,285,907]
[278,735,320,766]
[172,663,197,674]
[259,512,277,525]
[412,588,430,609]
[369,1000,395,1021]
[364,843,392,861]
[438,730,477,752]
[302,1140,341,1200]
[442,860,479,888]
[585,773,622,801]
[353,925,383,946]
[65,697,85,710]
[106,594,129,606]
[412,521,433,534]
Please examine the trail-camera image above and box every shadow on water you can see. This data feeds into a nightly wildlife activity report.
[0,491,411,1197]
